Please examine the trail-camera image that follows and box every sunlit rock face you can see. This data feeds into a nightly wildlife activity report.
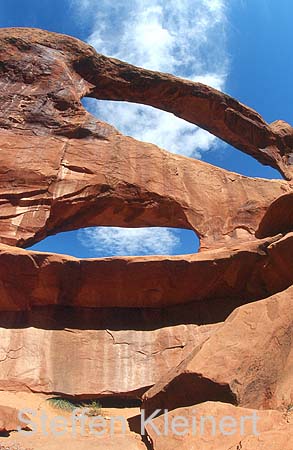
[0,28,292,251]
[0,27,292,449]
[0,308,217,397]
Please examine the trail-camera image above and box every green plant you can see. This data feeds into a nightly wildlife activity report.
[46,397,79,412]
[46,397,103,416]
[80,400,103,417]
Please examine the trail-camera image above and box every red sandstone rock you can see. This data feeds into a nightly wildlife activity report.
[0,129,290,252]
[227,427,293,450]
[0,28,292,179]
[0,233,292,310]
[0,27,292,450]
[145,402,293,450]
[143,283,293,414]
[0,314,216,396]
[0,406,29,433]
[0,28,291,250]
[257,192,293,237]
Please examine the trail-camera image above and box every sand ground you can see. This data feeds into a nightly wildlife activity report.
[0,391,146,449]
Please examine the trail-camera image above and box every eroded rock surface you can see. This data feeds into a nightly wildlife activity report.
[1,28,292,180]
[146,402,293,450]
[143,284,293,415]
[0,405,29,433]
[0,233,292,311]
[0,28,292,250]
[0,27,292,450]
[0,308,216,396]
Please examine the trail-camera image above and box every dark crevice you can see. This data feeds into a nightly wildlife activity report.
[142,373,237,418]
[257,193,293,238]
[128,414,154,450]
[0,284,278,331]
[47,395,142,408]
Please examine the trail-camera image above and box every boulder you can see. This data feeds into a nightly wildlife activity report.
[143,284,293,413]
[145,402,293,450]
[0,405,29,433]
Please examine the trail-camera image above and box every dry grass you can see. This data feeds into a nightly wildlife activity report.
[46,397,102,416]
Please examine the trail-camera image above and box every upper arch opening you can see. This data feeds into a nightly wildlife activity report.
[82,98,285,180]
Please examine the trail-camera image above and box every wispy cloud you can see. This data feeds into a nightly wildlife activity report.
[78,227,181,256]
[73,0,229,157]
[71,0,228,255]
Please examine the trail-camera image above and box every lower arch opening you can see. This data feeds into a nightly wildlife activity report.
[28,226,200,258]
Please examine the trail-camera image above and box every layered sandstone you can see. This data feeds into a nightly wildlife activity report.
[143,284,293,414]
[146,402,293,450]
[0,309,216,396]
[0,27,292,450]
[0,28,292,180]
[0,233,292,311]
[0,28,292,251]
[0,129,290,252]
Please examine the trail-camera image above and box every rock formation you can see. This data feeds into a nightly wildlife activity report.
[145,402,293,450]
[142,284,293,414]
[0,406,29,433]
[0,309,217,397]
[0,28,292,251]
[0,233,292,311]
[0,27,292,449]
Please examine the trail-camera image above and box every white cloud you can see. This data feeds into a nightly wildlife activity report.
[73,0,229,158]
[78,227,181,256]
[71,0,228,255]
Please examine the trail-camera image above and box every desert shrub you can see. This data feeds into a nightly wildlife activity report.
[46,397,78,412]
[80,400,102,417]
[46,397,102,416]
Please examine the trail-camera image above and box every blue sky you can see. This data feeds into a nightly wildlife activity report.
[0,0,291,257]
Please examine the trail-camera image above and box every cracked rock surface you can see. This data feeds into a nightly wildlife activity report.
[0,27,292,450]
